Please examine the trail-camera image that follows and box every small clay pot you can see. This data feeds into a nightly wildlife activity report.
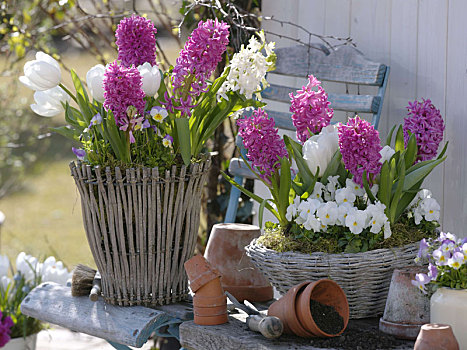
[414,323,459,350]
[204,223,273,302]
[195,277,224,298]
[194,304,228,317]
[184,255,221,293]
[268,282,314,337]
[296,279,349,337]
[194,312,229,326]
[193,294,227,308]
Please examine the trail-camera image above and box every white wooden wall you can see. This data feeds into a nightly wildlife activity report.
[260,0,467,238]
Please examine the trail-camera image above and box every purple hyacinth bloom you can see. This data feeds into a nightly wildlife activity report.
[237,108,288,182]
[72,147,86,161]
[290,75,334,143]
[0,311,14,347]
[168,19,229,114]
[337,116,382,187]
[403,99,445,163]
[115,15,157,67]
[103,61,145,129]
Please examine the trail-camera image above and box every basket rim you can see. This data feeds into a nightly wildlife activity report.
[245,238,420,259]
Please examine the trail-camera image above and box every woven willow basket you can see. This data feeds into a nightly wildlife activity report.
[70,158,211,306]
[245,238,419,318]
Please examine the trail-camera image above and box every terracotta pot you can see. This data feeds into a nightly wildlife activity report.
[414,323,459,350]
[194,312,229,326]
[193,294,227,308]
[184,255,221,293]
[204,223,273,302]
[193,304,228,317]
[268,282,314,337]
[296,279,349,337]
[195,277,224,298]
[379,266,430,340]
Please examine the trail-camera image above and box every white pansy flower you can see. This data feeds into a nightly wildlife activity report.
[19,51,61,91]
[286,196,301,221]
[346,179,365,197]
[379,145,396,164]
[0,255,9,277]
[41,256,70,286]
[421,197,440,222]
[303,214,321,232]
[335,187,356,205]
[345,208,367,235]
[383,221,392,239]
[337,202,353,226]
[296,198,321,226]
[138,62,161,97]
[410,189,433,208]
[86,64,105,102]
[16,252,40,282]
[31,86,70,117]
[324,175,340,201]
[316,201,338,226]
[303,125,339,177]
[310,182,325,202]
[370,184,379,197]
[413,206,424,225]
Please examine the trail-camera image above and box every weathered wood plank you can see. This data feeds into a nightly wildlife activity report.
[20,283,169,347]
[273,45,386,86]
[263,84,380,113]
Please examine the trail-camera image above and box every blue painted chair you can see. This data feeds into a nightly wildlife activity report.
[224,45,390,223]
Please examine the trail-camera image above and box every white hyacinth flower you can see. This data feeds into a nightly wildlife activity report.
[335,187,356,205]
[345,208,367,235]
[31,86,70,117]
[138,62,161,97]
[86,64,106,102]
[19,51,62,91]
[346,179,365,197]
[316,201,338,226]
[379,145,396,164]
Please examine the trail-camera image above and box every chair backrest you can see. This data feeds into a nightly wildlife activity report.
[224,45,390,223]
[262,44,389,131]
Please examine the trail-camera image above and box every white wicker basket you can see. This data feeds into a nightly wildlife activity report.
[245,239,419,318]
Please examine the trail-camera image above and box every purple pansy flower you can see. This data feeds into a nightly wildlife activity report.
[162,135,173,148]
[72,147,86,161]
[417,238,429,259]
[427,263,438,280]
[88,112,103,128]
[411,273,430,294]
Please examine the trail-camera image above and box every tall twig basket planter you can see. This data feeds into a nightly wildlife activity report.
[70,158,211,306]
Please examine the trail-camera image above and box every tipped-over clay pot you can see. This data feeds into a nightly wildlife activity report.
[184,255,221,293]
[296,279,349,337]
[268,281,314,337]
[414,323,459,350]
[194,312,229,326]
[204,223,273,302]
[193,294,227,308]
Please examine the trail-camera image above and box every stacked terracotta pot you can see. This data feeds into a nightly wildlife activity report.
[184,255,228,326]
[268,279,349,337]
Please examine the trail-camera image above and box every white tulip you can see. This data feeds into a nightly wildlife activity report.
[138,62,161,97]
[303,125,339,177]
[41,256,70,286]
[16,252,40,282]
[0,255,9,277]
[86,64,106,102]
[31,86,70,117]
[19,51,61,91]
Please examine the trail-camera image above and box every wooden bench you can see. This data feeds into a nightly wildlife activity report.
[224,45,390,223]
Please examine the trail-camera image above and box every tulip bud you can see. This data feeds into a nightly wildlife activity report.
[303,125,339,177]
[86,64,106,102]
[137,62,161,97]
[19,52,61,91]
[30,86,70,117]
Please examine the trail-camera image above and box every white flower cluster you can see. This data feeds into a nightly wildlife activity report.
[408,189,441,225]
[286,178,392,238]
[218,31,275,101]
[0,252,72,290]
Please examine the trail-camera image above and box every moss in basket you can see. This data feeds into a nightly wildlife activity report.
[258,217,439,254]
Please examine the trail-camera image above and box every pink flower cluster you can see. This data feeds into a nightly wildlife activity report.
[169,19,229,115]
[403,99,445,162]
[115,15,157,67]
[237,108,288,182]
[0,311,14,347]
[289,75,334,143]
[338,116,382,187]
[103,61,145,129]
